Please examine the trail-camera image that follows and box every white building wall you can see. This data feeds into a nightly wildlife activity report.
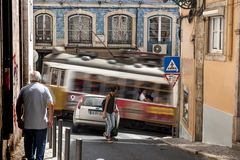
[203,104,233,147]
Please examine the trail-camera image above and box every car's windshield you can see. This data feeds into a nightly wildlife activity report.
[82,97,104,107]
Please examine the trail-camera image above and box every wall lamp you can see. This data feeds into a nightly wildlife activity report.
[118,0,122,6]
[163,0,197,9]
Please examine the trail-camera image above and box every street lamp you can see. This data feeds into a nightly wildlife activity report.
[164,0,197,9]
[173,0,197,9]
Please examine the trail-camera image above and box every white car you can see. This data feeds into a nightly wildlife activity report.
[72,94,120,131]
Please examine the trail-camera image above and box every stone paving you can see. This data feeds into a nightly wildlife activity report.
[161,137,240,160]
[10,138,56,160]
[10,137,240,160]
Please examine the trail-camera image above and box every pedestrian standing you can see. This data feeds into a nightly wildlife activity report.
[16,70,54,160]
[102,85,119,143]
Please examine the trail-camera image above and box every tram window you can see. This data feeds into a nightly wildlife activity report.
[104,83,113,93]
[159,84,171,90]
[108,77,118,84]
[60,70,65,86]
[122,79,137,99]
[42,64,49,84]
[91,81,100,94]
[89,74,101,94]
[117,85,124,98]
[123,86,138,99]
[125,79,135,85]
[72,79,84,92]
[102,76,119,94]
[51,69,58,85]
[146,82,153,87]
[99,76,108,95]
[82,81,91,93]
[155,90,172,104]
[71,72,86,92]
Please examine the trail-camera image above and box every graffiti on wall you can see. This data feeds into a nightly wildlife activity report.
[13,53,18,85]
[183,86,189,124]
[13,53,19,127]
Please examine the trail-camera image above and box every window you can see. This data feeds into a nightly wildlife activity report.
[209,16,224,53]
[50,68,58,85]
[108,14,132,44]
[60,70,65,86]
[42,64,49,83]
[49,68,65,86]
[149,16,171,43]
[68,14,92,44]
[35,14,53,44]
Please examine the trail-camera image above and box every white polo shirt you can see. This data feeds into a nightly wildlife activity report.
[18,82,53,129]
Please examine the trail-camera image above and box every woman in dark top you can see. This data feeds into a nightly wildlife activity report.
[102,86,119,143]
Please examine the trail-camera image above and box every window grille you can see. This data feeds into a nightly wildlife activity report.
[68,14,92,44]
[108,14,132,44]
[35,14,53,44]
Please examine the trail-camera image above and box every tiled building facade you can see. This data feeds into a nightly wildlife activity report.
[33,0,180,71]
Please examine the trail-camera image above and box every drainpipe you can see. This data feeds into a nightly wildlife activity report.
[227,0,234,61]
[176,15,183,138]
[238,19,240,142]
[0,1,2,158]
[235,0,240,142]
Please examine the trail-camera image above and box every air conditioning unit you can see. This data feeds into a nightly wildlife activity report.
[152,44,167,55]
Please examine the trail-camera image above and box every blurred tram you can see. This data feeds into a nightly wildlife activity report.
[42,52,177,133]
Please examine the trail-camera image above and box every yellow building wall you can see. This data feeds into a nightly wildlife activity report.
[180,16,196,140]
[204,0,237,115]
[204,61,235,114]
[180,0,239,144]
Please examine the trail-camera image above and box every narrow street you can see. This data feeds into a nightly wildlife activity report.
[1,0,240,159]
[56,121,207,160]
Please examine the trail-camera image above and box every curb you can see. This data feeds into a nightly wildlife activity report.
[161,139,221,160]
[198,152,222,160]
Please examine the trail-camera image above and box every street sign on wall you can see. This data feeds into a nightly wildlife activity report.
[164,74,180,88]
[164,56,180,73]
[163,56,180,87]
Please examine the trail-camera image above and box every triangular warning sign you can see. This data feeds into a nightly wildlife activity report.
[165,74,180,87]
[166,60,179,72]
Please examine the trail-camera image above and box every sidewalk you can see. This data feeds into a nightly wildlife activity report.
[11,138,56,160]
[160,137,240,160]
[11,137,240,160]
